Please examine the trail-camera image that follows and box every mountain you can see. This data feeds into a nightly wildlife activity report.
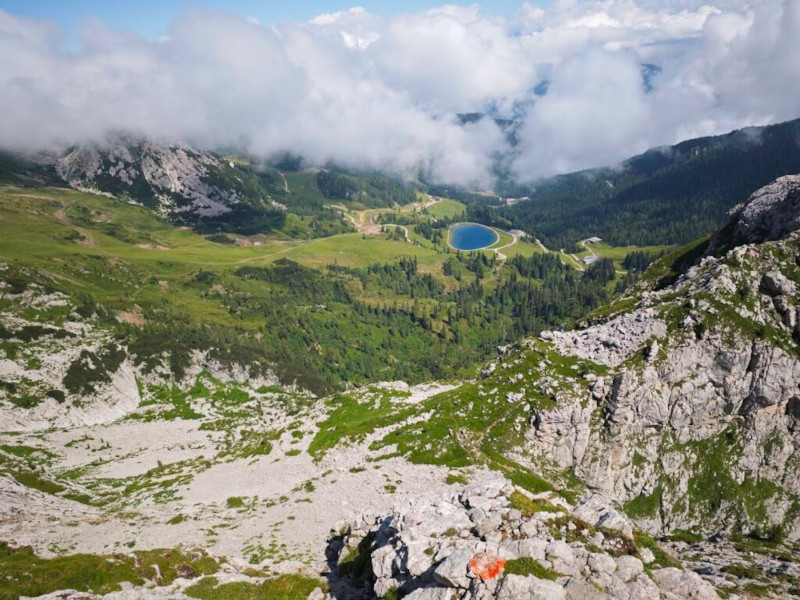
[324,175,800,599]
[52,135,291,234]
[0,170,798,599]
[535,176,800,540]
[484,117,800,251]
[0,134,430,239]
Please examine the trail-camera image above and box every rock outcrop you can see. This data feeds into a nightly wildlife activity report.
[709,174,800,251]
[329,480,721,600]
[54,135,271,221]
[0,283,140,431]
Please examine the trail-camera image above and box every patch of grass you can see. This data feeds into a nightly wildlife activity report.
[185,574,323,600]
[226,497,245,509]
[6,394,42,409]
[503,556,558,580]
[339,532,376,584]
[425,198,466,219]
[0,458,64,496]
[664,530,704,544]
[445,473,468,486]
[633,532,681,569]
[0,543,218,600]
[308,392,414,458]
[384,586,404,600]
[642,237,709,291]
[0,445,43,459]
[508,490,562,517]
[624,488,662,519]
[721,562,765,581]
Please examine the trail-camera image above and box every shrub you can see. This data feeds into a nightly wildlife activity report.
[46,390,66,404]
[63,345,126,395]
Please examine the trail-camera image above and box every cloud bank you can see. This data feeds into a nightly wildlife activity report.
[0,1,799,186]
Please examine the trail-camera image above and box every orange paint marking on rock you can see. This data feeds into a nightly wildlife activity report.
[469,551,506,581]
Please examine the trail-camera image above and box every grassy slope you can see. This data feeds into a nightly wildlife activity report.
[0,183,678,392]
[426,198,466,219]
[0,185,443,305]
[282,172,327,202]
[309,339,606,498]
[0,544,219,600]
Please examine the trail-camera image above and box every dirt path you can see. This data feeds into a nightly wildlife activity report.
[566,252,586,271]
[54,204,96,247]
[380,224,410,241]
[329,205,414,243]
[491,232,519,260]
[420,194,440,212]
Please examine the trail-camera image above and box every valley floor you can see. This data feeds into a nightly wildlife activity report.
[0,381,497,574]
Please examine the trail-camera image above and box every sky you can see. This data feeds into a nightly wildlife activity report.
[0,0,799,186]
[0,1,545,42]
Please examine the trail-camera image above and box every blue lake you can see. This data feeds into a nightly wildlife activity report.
[450,223,499,250]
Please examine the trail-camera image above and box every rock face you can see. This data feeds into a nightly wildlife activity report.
[709,174,800,251]
[54,135,268,221]
[0,280,280,431]
[524,176,800,540]
[0,283,141,431]
[329,480,720,600]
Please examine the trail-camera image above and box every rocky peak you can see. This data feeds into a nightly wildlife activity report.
[709,174,800,254]
[54,134,256,220]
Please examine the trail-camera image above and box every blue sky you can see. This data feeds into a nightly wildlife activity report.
[0,1,544,41]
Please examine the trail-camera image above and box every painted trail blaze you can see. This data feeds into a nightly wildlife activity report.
[469,552,506,581]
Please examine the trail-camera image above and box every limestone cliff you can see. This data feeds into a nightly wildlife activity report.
[53,135,273,221]
[528,175,800,540]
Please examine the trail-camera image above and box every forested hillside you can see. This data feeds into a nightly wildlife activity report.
[481,118,800,251]
[315,169,418,208]
[0,181,620,395]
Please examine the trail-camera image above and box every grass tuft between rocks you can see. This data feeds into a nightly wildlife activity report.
[185,575,325,600]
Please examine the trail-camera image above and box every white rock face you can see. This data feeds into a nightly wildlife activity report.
[712,174,800,248]
[525,175,800,540]
[544,308,667,368]
[55,136,254,219]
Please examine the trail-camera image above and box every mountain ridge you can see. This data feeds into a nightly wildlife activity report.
[481,117,800,251]
[1,174,798,599]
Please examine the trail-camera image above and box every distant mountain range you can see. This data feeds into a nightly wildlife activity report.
[3,117,800,250]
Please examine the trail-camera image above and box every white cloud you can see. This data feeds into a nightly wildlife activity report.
[0,1,798,186]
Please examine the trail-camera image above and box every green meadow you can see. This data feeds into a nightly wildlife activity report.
[0,184,666,392]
